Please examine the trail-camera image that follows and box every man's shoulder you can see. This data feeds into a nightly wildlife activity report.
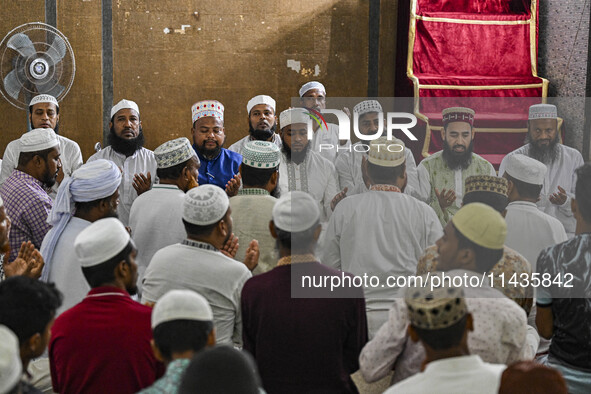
[228,136,248,153]
[419,151,443,167]
[559,144,584,162]
[57,135,82,150]
[221,148,242,163]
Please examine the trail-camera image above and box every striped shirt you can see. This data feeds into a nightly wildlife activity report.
[0,170,53,261]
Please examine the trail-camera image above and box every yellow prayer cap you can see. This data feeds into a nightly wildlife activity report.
[451,203,506,250]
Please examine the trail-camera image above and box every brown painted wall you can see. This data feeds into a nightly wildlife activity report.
[0,0,383,162]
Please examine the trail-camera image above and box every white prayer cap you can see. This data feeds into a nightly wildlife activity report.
[272,191,320,233]
[74,218,132,268]
[529,104,557,120]
[192,100,224,124]
[279,108,310,129]
[247,95,276,114]
[354,100,383,116]
[504,154,547,185]
[111,99,140,119]
[19,128,59,153]
[154,137,198,169]
[299,81,326,97]
[152,289,213,329]
[30,94,59,108]
[242,141,281,169]
[183,184,229,226]
[368,137,406,167]
[0,325,22,394]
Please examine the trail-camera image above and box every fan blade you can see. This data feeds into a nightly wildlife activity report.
[45,36,67,67]
[7,33,36,57]
[34,79,65,99]
[3,69,22,99]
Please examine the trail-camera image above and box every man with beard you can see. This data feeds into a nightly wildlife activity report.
[0,94,83,198]
[499,104,584,237]
[228,95,282,154]
[191,100,242,194]
[277,107,340,222]
[142,185,256,347]
[49,218,164,393]
[0,128,61,262]
[39,160,122,315]
[87,99,157,226]
[230,141,280,274]
[416,107,495,225]
[299,81,349,162]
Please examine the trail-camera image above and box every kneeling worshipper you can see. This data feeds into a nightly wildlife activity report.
[40,159,122,315]
[383,280,506,394]
[360,203,531,385]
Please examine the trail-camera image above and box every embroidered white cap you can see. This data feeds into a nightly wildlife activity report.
[19,128,59,153]
[154,137,198,169]
[152,289,214,328]
[353,100,383,116]
[183,184,229,226]
[368,137,406,167]
[30,94,59,108]
[504,153,547,185]
[272,191,320,233]
[528,104,557,120]
[74,218,132,267]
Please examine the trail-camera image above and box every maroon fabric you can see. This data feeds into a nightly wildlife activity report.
[498,361,568,394]
[241,263,368,394]
[417,0,530,14]
[49,287,164,394]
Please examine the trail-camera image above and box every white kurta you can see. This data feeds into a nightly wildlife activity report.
[504,201,568,272]
[310,122,351,162]
[41,217,91,316]
[128,184,186,292]
[499,144,584,237]
[334,141,419,196]
[141,241,252,346]
[383,355,506,394]
[229,191,277,274]
[322,190,442,337]
[228,133,282,154]
[0,134,83,198]
[277,150,339,222]
[87,146,157,226]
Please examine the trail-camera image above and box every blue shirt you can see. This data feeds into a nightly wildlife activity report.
[193,145,242,189]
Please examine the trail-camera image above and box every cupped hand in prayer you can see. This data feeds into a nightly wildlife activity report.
[243,240,259,271]
[3,241,45,279]
[549,186,567,205]
[225,173,242,197]
[220,233,239,259]
[435,188,456,210]
[132,172,152,195]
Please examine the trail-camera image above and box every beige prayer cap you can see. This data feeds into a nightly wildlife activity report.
[368,137,406,167]
[464,175,508,197]
[30,94,58,108]
[247,95,276,114]
[405,275,468,330]
[272,191,319,233]
[19,128,59,153]
[442,107,475,127]
[183,184,229,226]
[154,137,198,169]
[74,218,132,268]
[279,108,309,129]
[504,154,547,186]
[528,104,557,120]
[353,100,383,116]
[152,289,214,329]
[451,203,506,250]
[0,325,23,393]
[111,99,139,118]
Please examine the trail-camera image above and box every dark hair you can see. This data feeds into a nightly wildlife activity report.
[153,320,213,361]
[182,209,227,238]
[240,164,277,188]
[17,146,55,167]
[452,223,503,273]
[413,314,468,350]
[179,346,260,394]
[275,222,319,253]
[75,194,115,215]
[81,242,134,288]
[157,159,190,180]
[463,191,508,213]
[0,276,62,344]
[367,161,405,185]
[575,163,591,223]
[505,174,543,200]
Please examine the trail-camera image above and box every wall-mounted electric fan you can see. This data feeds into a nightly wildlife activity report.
[0,22,75,109]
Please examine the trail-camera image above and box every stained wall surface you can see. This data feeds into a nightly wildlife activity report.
[0,0,381,161]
